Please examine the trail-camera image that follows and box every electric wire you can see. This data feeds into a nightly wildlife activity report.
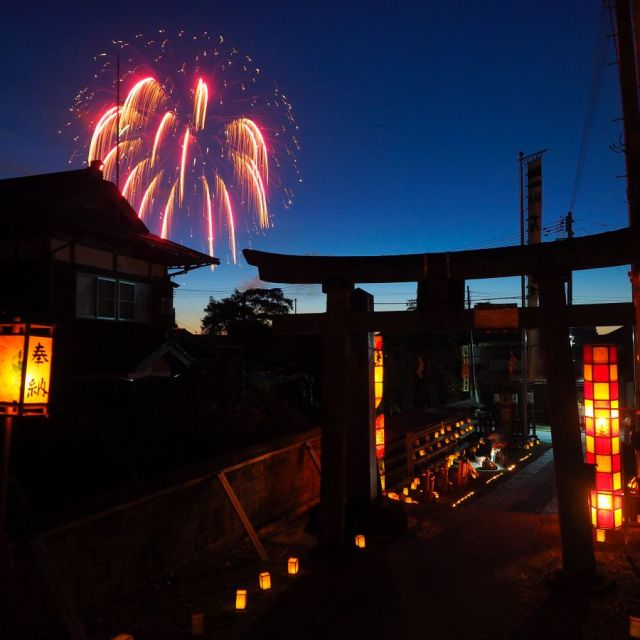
[568,5,610,213]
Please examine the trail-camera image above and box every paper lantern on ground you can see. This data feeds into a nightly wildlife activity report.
[287,557,299,575]
[259,571,271,590]
[235,589,247,610]
[191,613,204,636]
[583,344,623,530]
[355,534,366,548]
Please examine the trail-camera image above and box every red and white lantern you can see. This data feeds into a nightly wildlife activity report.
[583,344,622,530]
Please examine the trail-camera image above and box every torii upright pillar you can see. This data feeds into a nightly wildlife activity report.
[538,272,596,581]
[319,282,378,548]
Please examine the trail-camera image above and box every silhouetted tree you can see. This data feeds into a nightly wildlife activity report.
[201,288,293,337]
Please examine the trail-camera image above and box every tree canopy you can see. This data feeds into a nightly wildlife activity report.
[201,288,293,337]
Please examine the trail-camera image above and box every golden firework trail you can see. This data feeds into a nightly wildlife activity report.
[74,31,302,263]
[88,75,271,263]
[216,175,236,264]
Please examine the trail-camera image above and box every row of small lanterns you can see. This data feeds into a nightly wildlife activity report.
[414,421,475,459]
[235,536,367,610]
[112,537,370,638]
[235,556,300,610]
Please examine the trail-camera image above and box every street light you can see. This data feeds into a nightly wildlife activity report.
[0,320,54,533]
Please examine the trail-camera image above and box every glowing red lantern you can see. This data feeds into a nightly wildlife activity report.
[373,334,385,489]
[583,344,622,530]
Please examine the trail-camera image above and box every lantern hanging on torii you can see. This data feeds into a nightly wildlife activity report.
[373,334,385,489]
[583,344,623,533]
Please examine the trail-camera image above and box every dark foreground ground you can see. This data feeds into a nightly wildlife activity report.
[27,445,640,640]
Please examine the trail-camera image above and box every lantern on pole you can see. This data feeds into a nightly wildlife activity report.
[0,321,54,417]
[373,334,385,489]
[583,344,622,532]
[0,320,54,533]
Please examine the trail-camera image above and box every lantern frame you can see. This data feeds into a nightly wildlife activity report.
[583,344,623,530]
[0,321,54,417]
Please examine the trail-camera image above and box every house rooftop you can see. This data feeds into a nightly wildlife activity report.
[0,165,220,270]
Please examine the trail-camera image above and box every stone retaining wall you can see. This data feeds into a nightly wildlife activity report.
[32,429,320,612]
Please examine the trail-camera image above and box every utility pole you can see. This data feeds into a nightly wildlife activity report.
[115,53,121,192]
[566,211,574,305]
[614,0,640,420]
[518,152,528,435]
[467,285,478,403]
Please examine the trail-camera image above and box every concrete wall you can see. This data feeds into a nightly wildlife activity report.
[35,429,321,610]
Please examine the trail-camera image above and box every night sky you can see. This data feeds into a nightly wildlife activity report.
[1,1,628,332]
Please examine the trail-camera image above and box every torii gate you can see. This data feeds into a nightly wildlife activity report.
[245,226,640,582]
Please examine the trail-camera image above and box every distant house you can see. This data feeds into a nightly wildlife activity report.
[0,163,218,407]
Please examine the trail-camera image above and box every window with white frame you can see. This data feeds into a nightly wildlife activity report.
[76,273,151,322]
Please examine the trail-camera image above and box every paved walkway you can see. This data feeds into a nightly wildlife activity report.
[473,448,558,513]
[41,444,640,640]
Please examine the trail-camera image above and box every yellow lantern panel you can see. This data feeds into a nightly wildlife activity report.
[0,334,24,406]
[585,435,594,454]
[584,399,594,417]
[595,418,610,437]
[24,335,53,405]
[374,382,383,406]
[615,509,622,528]
[613,472,622,491]
[611,418,620,437]
[0,324,53,417]
[596,493,613,510]
[593,383,609,400]
[595,455,612,473]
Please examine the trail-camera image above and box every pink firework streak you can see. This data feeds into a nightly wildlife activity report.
[70,31,301,264]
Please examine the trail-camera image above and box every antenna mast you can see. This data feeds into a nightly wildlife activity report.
[115,53,121,190]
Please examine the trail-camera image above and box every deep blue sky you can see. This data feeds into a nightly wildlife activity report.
[1,1,629,331]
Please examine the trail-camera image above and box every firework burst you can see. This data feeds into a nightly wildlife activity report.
[67,30,301,263]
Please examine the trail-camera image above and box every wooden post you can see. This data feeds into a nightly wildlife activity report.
[614,0,640,424]
[0,416,14,535]
[538,273,596,580]
[319,280,353,547]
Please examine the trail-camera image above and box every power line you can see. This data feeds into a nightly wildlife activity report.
[568,5,609,212]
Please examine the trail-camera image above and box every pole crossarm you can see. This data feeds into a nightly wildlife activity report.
[271,303,634,336]
[244,227,640,285]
